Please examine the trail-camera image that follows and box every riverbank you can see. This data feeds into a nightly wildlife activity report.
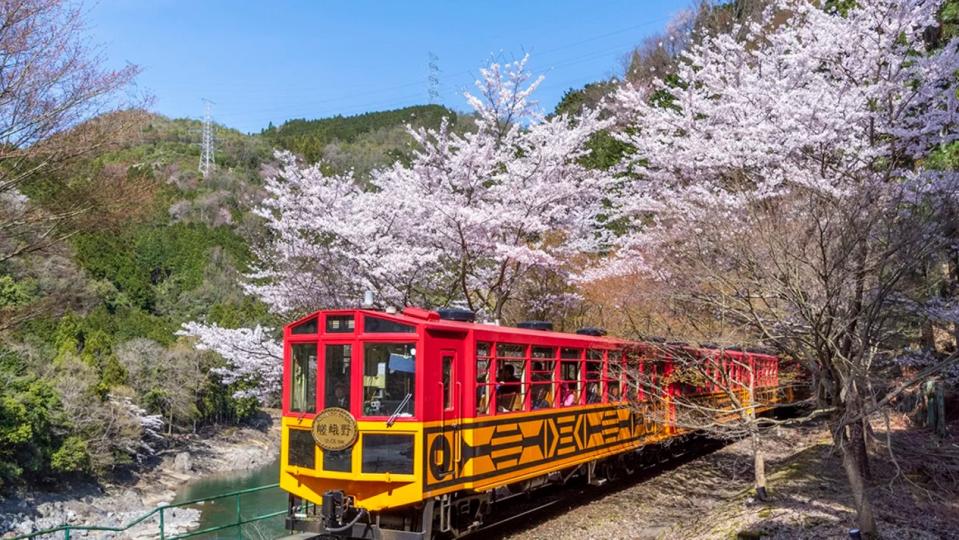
[0,409,281,538]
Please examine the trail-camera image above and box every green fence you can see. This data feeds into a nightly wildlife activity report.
[12,483,285,540]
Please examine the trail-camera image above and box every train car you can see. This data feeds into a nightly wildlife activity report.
[279,307,790,539]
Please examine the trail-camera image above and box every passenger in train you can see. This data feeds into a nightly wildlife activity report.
[530,362,551,409]
[531,389,549,409]
[331,383,349,408]
[476,372,487,413]
[586,382,601,404]
[496,364,521,411]
[558,382,576,407]
[531,362,549,381]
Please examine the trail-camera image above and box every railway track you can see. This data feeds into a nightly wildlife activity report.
[465,434,727,539]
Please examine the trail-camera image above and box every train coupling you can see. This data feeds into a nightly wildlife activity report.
[287,490,385,539]
[321,489,370,533]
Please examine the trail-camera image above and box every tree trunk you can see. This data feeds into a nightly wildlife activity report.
[746,366,767,500]
[840,432,878,538]
[851,421,871,480]
[752,429,768,500]
[842,383,872,481]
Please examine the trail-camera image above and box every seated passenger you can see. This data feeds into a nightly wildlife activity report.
[609,383,622,402]
[496,365,521,412]
[558,382,577,407]
[331,383,348,408]
[476,373,488,413]
[531,384,550,409]
[586,382,602,404]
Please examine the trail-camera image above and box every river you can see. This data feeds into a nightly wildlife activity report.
[172,456,287,539]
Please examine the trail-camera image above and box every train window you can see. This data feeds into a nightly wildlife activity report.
[627,352,642,401]
[362,434,414,474]
[288,429,316,468]
[645,362,662,402]
[291,317,317,335]
[362,343,416,418]
[324,344,351,409]
[476,343,493,415]
[364,316,415,333]
[323,447,352,473]
[326,315,354,333]
[442,354,453,410]
[605,350,625,402]
[496,343,526,358]
[530,347,555,410]
[531,347,555,360]
[495,343,526,413]
[585,350,603,404]
[290,343,317,413]
[558,348,581,406]
[706,359,718,393]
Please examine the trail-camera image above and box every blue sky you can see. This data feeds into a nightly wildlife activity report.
[89,1,688,133]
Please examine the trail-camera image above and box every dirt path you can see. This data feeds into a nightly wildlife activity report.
[503,420,959,540]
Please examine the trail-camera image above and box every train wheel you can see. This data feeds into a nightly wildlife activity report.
[606,463,621,482]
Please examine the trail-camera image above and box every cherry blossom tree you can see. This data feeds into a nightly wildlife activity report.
[0,0,145,265]
[177,323,283,404]
[182,56,613,403]
[606,1,958,536]
[246,56,612,320]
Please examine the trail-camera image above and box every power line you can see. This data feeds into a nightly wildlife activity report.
[205,14,677,129]
[199,99,215,178]
[209,16,673,117]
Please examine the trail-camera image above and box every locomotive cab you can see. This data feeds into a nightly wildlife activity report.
[280,308,466,525]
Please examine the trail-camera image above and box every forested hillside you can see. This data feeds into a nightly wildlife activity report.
[0,103,459,487]
[261,104,456,178]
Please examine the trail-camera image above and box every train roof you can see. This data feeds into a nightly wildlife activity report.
[286,307,628,346]
[285,307,779,359]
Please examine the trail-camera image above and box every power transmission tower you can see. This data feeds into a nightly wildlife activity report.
[199,99,215,179]
[427,52,441,104]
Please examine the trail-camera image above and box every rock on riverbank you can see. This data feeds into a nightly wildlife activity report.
[0,410,280,538]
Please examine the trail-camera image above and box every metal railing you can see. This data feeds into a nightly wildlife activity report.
[12,483,285,540]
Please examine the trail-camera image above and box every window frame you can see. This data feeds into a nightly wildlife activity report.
[529,346,556,411]
[324,314,356,334]
[359,340,419,421]
[361,314,416,334]
[322,342,354,411]
[475,342,494,416]
[494,343,527,414]
[559,347,583,407]
[288,341,318,414]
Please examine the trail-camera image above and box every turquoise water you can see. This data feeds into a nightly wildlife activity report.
[171,456,287,539]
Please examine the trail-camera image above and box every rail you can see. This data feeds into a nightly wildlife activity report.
[11,483,285,539]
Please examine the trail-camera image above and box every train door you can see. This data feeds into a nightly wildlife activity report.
[440,350,459,444]
[425,330,465,484]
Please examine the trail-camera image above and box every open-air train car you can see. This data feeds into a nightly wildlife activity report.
[279,307,785,539]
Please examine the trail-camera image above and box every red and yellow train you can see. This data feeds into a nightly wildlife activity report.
[279,307,792,539]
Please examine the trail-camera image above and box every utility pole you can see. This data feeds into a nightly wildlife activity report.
[199,98,215,179]
[427,52,440,104]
